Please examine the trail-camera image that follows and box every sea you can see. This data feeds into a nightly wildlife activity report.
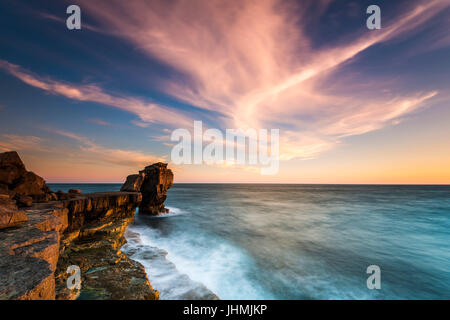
[48,183,450,300]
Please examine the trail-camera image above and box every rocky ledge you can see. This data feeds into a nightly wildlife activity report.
[0,151,173,300]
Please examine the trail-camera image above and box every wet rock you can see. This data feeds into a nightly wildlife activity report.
[123,230,219,300]
[68,189,82,195]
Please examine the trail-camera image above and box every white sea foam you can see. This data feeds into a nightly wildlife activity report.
[123,224,219,299]
[125,208,274,300]
[150,206,186,218]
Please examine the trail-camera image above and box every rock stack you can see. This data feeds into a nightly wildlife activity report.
[121,162,174,215]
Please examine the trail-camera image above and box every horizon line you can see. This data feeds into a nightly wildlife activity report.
[46,182,450,186]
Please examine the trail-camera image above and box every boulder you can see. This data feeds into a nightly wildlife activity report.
[15,195,33,207]
[68,189,82,195]
[0,151,27,185]
[0,151,57,206]
[11,171,46,196]
[0,204,27,229]
[56,190,69,200]
[33,193,54,203]
[0,198,28,230]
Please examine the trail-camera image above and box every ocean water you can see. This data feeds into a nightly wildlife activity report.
[49,183,450,300]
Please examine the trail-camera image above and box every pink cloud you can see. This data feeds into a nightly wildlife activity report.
[0,134,46,153]
[77,0,445,161]
[1,129,163,169]
[0,131,164,182]
[1,0,446,168]
[89,118,112,126]
[0,59,194,129]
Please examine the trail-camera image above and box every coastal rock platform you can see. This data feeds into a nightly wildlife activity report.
[0,151,161,300]
[0,192,158,300]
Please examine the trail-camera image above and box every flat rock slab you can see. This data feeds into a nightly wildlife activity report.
[0,202,68,299]
[0,254,55,300]
[0,207,27,230]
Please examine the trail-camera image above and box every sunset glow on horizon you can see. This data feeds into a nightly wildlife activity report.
[1,0,450,184]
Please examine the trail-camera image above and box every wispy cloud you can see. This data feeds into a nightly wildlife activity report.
[0,130,163,169]
[77,0,446,161]
[1,0,446,174]
[47,128,164,168]
[88,118,112,126]
[0,134,46,153]
[0,59,194,129]
[39,11,102,33]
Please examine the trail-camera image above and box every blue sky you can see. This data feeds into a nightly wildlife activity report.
[0,0,449,183]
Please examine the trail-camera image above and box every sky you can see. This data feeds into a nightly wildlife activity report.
[0,0,449,183]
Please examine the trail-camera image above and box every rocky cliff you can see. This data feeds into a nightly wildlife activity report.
[121,162,174,215]
[0,151,171,300]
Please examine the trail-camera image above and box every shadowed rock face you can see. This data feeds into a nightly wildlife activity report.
[121,163,174,215]
[61,192,142,233]
[0,151,26,186]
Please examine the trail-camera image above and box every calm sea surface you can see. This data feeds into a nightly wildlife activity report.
[49,183,450,300]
